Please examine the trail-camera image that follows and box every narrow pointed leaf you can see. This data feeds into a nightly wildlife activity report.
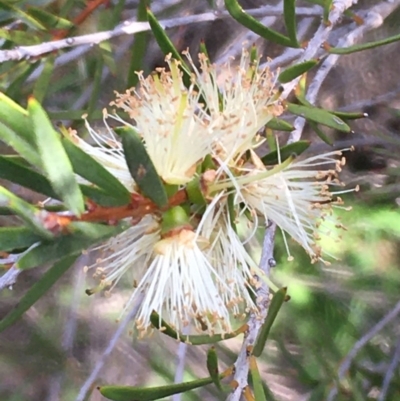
[265,128,276,152]
[127,0,149,87]
[0,0,45,29]
[265,118,294,132]
[28,97,85,216]
[319,0,331,22]
[0,121,40,167]
[283,0,298,46]
[0,93,36,147]
[150,311,246,344]
[331,110,368,121]
[115,126,168,208]
[224,0,294,47]
[26,6,74,30]
[249,356,267,401]
[87,54,104,118]
[0,255,78,333]
[147,8,191,85]
[0,187,53,239]
[207,347,222,390]
[327,32,400,54]
[16,221,129,270]
[80,185,130,207]
[0,227,42,252]
[6,61,40,99]
[99,377,215,401]
[227,193,237,233]
[0,28,40,45]
[309,121,333,145]
[262,141,310,165]
[33,55,55,103]
[287,103,351,132]
[278,59,319,84]
[62,138,131,205]
[253,287,286,357]
[0,155,57,198]
[0,154,129,207]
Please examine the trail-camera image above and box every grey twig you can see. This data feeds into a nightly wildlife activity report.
[327,299,400,401]
[74,294,144,401]
[0,6,322,63]
[0,265,21,291]
[227,224,276,401]
[377,335,400,401]
[287,0,400,143]
[171,340,188,401]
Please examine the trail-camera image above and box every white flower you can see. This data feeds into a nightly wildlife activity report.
[85,215,161,294]
[198,200,258,317]
[210,150,354,263]
[68,120,135,191]
[111,57,218,185]
[185,49,283,165]
[130,228,234,336]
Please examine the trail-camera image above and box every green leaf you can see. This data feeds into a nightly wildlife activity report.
[0,28,41,45]
[150,311,246,344]
[0,92,35,147]
[146,8,186,64]
[6,61,40,99]
[265,118,294,132]
[61,137,131,206]
[0,255,78,334]
[26,6,74,30]
[287,103,351,132]
[127,0,149,88]
[323,0,332,23]
[249,357,267,401]
[207,347,222,390]
[86,53,104,118]
[262,140,311,165]
[115,126,168,208]
[331,110,368,121]
[278,59,319,84]
[33,55,55,103]
[0,0,45,30]
[80,185,130,207]
[309,121,333,145]
[283,0,298,46]
[146,8,191,87]
[0,121,40,167]
[0,155,58,198]
[0,227,42,252]
[16,221,129,270]
[28,97,85,216]
[99,377,215,401]
[224,0,295,47]
[253,287,286,357]
[0,186,53,239]
[327,32,400,54]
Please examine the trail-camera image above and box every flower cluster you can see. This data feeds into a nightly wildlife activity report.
[73,49,352,337]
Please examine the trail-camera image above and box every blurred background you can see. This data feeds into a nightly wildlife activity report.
[1,1,400,400]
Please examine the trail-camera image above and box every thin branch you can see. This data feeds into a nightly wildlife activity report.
[0,5,322,63]
[226,223,276,401]
[74,293,144,401]
[378,335,400,401]
[172,341,188,401]
[287,0,400,143]
[327,299,400,401]
[0,265,21,291]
